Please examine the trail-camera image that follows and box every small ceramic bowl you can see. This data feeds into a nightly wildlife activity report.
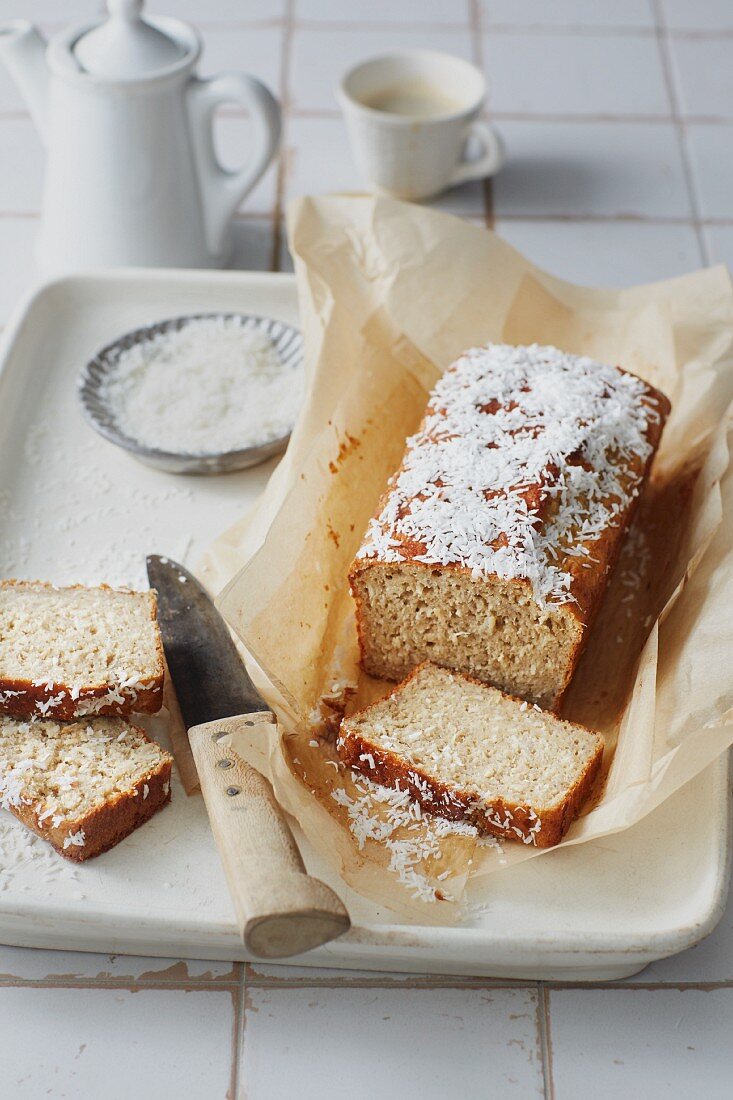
[78,312,304,475]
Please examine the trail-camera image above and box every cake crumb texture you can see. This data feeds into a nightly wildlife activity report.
[0,715,172,860]
[338,663,604,848]
[0,581,165,719]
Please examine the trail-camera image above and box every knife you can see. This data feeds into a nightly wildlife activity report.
[147,555,350,959]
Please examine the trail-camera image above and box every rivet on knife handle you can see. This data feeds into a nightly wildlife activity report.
[188,712,350,959]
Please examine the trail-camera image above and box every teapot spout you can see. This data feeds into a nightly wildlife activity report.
[0,21,49,139]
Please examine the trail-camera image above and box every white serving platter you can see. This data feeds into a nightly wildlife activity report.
[0,268,728,981]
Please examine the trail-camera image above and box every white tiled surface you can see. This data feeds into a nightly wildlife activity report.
[241,987,544,1098]
[705,224,733,272]
[669,36,733,120]
[479,1,657,30]
[0,986,236,1099]
[493,218,702,287]
[685,124,733,221]
[297,0,468,24]
[662,0,733,32]
[548,989,733,1098]
[198,26,283,91]
[482,32,670,117]
[493,120,691,218]
[0,1,732,1097]
[0,119,44,213]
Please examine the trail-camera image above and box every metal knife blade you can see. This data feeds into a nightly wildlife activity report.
[146,555,268,730]
[146,555,350,957]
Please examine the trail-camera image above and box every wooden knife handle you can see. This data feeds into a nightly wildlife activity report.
[188,713,350,959]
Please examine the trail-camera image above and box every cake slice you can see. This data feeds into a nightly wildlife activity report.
[0,581,165,720]
[350,343,670,709]
[0,715,173,860]
[337,663,603,848]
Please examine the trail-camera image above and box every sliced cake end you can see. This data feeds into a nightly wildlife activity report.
[337,662,603,848]
[0,715,173,860]
[0,581,165,720]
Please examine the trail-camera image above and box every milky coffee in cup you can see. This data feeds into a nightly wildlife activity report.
[337,51,504,201]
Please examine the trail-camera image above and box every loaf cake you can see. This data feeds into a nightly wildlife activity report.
[338,663,603,848]
[0,582,165,720]
[0,715,173,860]
[350,343,670,709]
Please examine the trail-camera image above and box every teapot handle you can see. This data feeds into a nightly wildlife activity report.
[188,73,281,258]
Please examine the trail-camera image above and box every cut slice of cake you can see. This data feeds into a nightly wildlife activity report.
[337,663,603,848]
[0,715,173,860]
[350,343,670,709]
[0,581,165,720]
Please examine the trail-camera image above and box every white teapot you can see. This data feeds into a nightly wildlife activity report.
[0,0,281,273]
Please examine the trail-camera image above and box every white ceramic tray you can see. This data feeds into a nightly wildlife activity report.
[0,269,728,981]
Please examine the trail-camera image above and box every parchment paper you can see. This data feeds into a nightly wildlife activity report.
[199,195,733,920]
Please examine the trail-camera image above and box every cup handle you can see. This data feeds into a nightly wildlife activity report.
[188,73,282,258]
[449,120,505,186]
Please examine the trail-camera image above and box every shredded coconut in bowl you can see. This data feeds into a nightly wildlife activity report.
[99,316,304,456]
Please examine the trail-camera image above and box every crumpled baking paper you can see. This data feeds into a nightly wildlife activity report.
[199,195,733,920]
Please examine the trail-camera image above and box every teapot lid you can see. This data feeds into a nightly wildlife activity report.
[73,0,187,78]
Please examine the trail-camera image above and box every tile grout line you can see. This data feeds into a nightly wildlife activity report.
[9,108,733,126]
[287,23,723,38]
[289,22,733,40]
[295,19,471,32]
[32,17,732,38]
[244,978,542,990]
[5,208,732,227]
[37,18,730,38]
[235,975,733,991]
[0,973,732,992]
[10,18,733,38]
[229,963,246,1100]
[174,107,733,124]
[239,969,254,1100]
[486,212,730,225]
[0,977,242,991]
[537,984,555,1100]
[468,0,494,229]
[651,0,710,265]
[270,0,295,272]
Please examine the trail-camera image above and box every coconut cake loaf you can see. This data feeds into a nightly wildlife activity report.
[0,581,165,720]
[338,663,603,848]
[350,343,670,710]
[0,715,173,860]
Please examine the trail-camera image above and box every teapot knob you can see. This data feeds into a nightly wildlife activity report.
[108,0,145,17]
[73,0,184,77]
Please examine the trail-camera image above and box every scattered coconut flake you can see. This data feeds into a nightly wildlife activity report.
[332,774,480,903]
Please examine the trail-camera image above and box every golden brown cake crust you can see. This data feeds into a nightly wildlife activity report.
[350,364,670,628]
[0,581,165,720]
[0,679,164,721]
[7,735,173,862]
[349,349,670,707]
[337,663,603,849]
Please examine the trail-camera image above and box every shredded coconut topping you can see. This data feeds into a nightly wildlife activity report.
[98,317,304,456]
[358,343,660,607]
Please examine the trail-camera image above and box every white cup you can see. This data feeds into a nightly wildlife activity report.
[337,50,504,202]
